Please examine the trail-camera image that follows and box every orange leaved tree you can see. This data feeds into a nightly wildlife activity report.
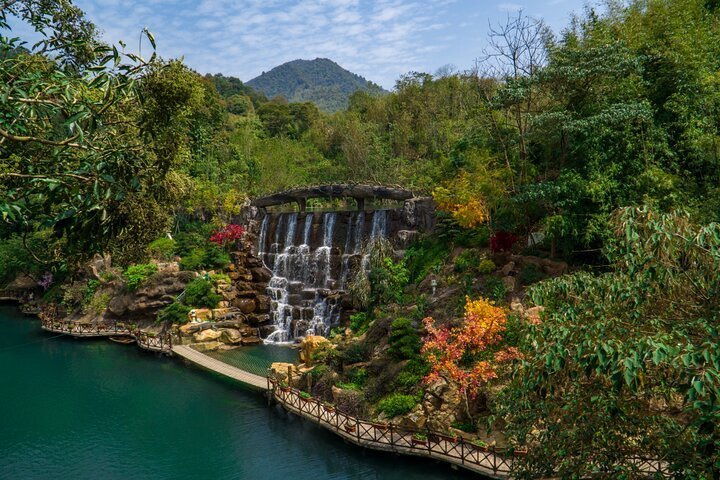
[422,296,521,417]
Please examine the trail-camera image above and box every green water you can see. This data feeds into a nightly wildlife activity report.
[0,306,476,480]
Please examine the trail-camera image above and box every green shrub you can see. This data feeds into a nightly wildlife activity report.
[84,292,111,315]
[147,237,176,261]
[349,312,371,333]
[394,359,430,390]
[454,250,476,273]
[0,233,46,286]
[377,393,417,417]
[404,236,450,282]
[341,341,370,364]
[184,277,221,308]
[83,280,100,305]
[310,364,331,380]
[311,343,342,367]
[451,420,477,433]
[477,259,496,275]
[388,317,421,360]
[518,263,544,285]
[179,245,230,271]
[485,277,507,302]
[123,263,158,290]
[346,367,368,387]
[157,302,192,324]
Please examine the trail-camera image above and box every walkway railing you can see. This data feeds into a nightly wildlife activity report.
[267,377,514,478]
[267,378,672,479]
[39,307,172,353]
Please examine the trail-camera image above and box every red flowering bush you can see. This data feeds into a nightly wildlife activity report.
[209,224,245,248]
[490,231,518,253]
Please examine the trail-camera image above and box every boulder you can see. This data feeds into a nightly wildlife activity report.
[299,335,331,366]
[255,295,271,313]
[220,328,243,344]
[193,329,222,342]
[502,276,515,293]
[271,362,299,382]
[525,306,544,325]
[231,298,256,314]
[192,341,222,352]
[501,261,516,277]
[250,267,272,283]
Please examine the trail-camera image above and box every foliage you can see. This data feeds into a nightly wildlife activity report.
[499,206,720,477]
[0,232,48,286]
[433,172,491,228]
[394,359,431,390]
[157,301,192,325]
[484,277,507,303]
[183,277,221,309]
[490,232,518,253]
[123,263,158,291]
[208,224,245,248]
[349,312,371,334]
[422,297,521,401]
[388,317,422,361]
[83,292,110,316]
[451,420,477,433]
[147,238,176,261]
[517,263,544,286]
[404,236,450,283]
[348,237,408,308]
[340,341,370,364]
[377,393,418,418]
[179,245,230,272]
[477,259,496,275]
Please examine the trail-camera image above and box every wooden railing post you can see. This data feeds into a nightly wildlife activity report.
[461,437,465,465]
[389,424,394,451]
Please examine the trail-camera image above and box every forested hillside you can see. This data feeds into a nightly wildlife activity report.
[246,58,385,112]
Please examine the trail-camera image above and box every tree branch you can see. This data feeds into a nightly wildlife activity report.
[0,127,86,149]
[0,172,92,183]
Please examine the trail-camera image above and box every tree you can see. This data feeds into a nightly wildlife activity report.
[0,2,215,264]
[422,296,520,416]
[499,206,720,477]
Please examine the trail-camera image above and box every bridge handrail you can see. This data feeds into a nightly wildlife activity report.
[39,310,172,353]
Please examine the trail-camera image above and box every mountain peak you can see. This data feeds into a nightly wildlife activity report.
[247,58,385,112]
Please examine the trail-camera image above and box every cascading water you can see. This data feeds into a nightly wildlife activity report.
[258,209,393,343]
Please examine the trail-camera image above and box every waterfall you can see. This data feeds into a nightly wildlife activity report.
[370,210,388,240]
[259,209,392,343]
[258,215,269,254]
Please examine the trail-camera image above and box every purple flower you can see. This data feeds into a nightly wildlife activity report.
[38,272,53,291]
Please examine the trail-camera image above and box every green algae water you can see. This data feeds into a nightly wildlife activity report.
[0,306,475,480]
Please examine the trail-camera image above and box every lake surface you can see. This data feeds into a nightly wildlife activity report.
[0,306,476,480]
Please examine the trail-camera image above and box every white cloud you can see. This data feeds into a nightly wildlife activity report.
[70,0,458,88]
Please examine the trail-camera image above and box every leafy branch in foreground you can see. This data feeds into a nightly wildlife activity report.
[499,206,720,478]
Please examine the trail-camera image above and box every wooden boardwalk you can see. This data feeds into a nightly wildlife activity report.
[39,314,172,353]
[171,345,268,389]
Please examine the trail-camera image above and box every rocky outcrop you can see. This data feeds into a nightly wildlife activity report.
[299,335,331,366]
[107,269,193,321]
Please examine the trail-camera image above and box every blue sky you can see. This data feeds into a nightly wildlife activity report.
[25,0,593,89]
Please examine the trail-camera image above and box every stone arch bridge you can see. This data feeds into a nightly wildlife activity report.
[250,183,418,212]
